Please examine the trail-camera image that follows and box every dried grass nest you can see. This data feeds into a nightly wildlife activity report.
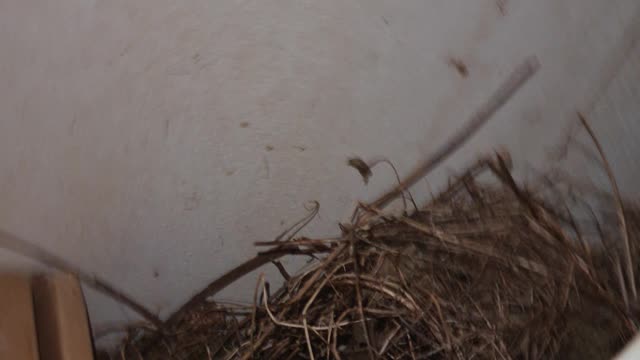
[112,152,640,360]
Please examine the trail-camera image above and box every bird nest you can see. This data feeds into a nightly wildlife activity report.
[117,153,639,360]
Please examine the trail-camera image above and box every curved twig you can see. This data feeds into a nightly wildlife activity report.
[0,228,162,329]
[371,56,540,209]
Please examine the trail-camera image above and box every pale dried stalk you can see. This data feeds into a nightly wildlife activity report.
[578,112,636,300]
[364,206,551,277]
[331,275,419,312]
[261,279,353,331]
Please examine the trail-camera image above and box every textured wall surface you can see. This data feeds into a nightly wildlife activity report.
[0,0,638,345]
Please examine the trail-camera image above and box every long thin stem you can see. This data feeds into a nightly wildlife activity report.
[371,56,539,209]
[578,112,636,300]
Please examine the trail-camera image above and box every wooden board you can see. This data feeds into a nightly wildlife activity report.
[32,272,94,360]
[0,274,39,359]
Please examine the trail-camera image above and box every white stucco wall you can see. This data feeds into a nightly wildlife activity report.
[1,0,639,345]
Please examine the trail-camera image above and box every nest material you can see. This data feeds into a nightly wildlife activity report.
[121,155,638,360]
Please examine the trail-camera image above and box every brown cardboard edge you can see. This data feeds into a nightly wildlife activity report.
[0,273,39,360]
[32,272,94,360]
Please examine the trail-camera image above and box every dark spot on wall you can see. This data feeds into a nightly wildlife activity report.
[120,44,131,57]
[262,156,270,179]
[280,220,285,226]
[447,57,469,78]
[163,118,170,140]
[382,16,389,26]
[293,145,306,152]
[183,191,201,211]
[265,145,274,151]
[225,169,236,176]
[69,116,77,136]
[496,0,507,15]
[192,52,201,63]
[239,121,250,128]
[153,270,159,278]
